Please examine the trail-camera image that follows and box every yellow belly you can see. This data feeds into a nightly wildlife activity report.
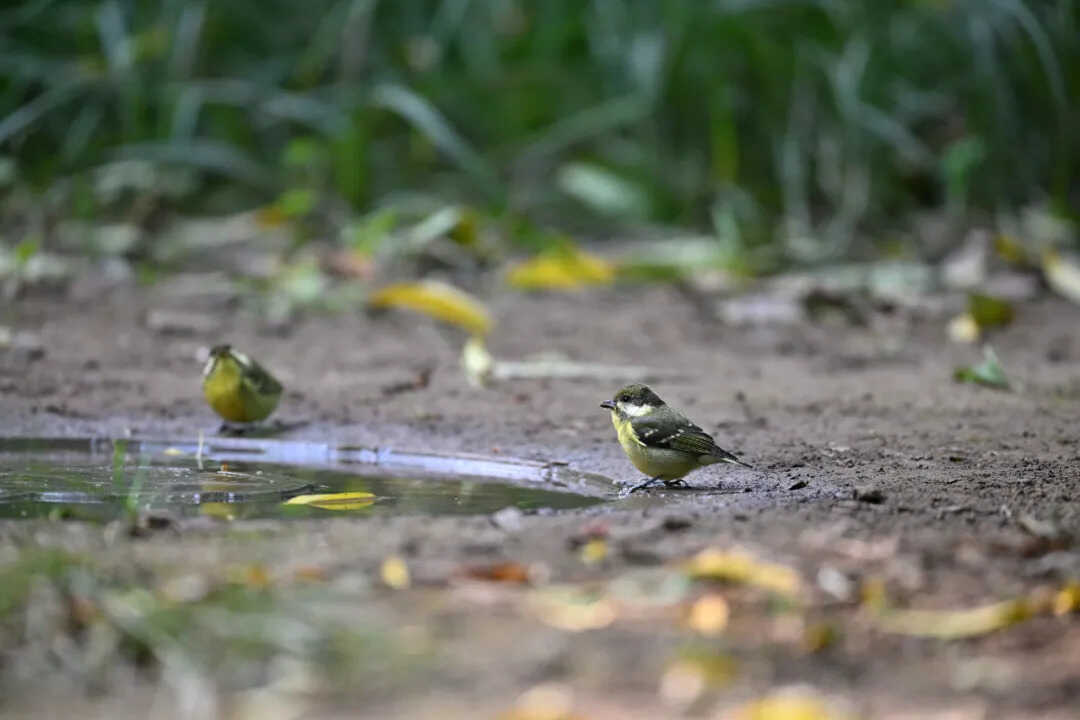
[203,366,279,423]
[611,412,702,480]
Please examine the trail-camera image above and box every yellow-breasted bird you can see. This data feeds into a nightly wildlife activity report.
[202,345,282,429]
[601,384,751,493]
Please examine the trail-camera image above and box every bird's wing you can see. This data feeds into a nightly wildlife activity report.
[631,412,716,455]
[240,359,283,396]
[631,411,745,464]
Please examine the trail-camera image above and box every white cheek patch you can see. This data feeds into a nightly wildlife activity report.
[202,356,217,379]
[618,402,653,417]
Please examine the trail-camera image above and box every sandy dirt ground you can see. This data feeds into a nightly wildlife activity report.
[1,280,1079,719]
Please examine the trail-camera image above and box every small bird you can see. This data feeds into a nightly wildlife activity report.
[601,384,751,494]
[201,344,283,431]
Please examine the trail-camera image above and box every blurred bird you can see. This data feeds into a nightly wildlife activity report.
[201,344,282,430]
[601,384,751,493]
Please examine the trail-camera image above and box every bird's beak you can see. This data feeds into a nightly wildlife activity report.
[600,400,615,410]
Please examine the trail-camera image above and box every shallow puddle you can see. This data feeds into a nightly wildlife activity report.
[0,437,607,521]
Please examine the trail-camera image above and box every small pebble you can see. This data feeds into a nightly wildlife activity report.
[491,506,524,533]
[662,515,692,532]
[854,485,886,504]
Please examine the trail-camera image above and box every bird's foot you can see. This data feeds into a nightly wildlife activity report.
[217,419,309,437]
[621,477,664,496]
[217,422,249,436]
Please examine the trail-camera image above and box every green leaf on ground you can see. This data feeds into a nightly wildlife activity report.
[556,162,649,218]
[953,346,1010,390]
[341,209,398,255]
[275,188,317,219]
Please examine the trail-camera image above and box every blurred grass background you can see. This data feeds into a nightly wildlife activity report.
[1,0,1077,265]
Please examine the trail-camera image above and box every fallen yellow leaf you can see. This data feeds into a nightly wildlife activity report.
[528,586,617,632]
[687,593,730,636]
[947,313,980,344]
[994,233,1028,265]
[381,555,410,590]
[876,599,1030,638]
[661,652,737,706]
[1043,249,1080,305]
[685,548,801,598]
[579,538,608,566]
[462,335,494,387]
[506,245,615,291]
[721,688,848,720]
[968,292,1014,328]
[1053,582,1080,616]
[283,492,376,511]
[370,280,492,336]
[859,577,888,613]
[659,660,708,706]
[802,623,836,653]
[500,683,580,720]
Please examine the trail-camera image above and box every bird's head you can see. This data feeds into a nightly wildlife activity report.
[203,344,247,378]
[600,384,665,417]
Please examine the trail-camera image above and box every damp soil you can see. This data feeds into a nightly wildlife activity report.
[2,283,1079,719]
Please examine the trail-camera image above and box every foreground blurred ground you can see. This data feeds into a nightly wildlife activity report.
[2,264,1079,719]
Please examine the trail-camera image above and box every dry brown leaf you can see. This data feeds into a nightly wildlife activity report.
[242,565,271,589]
[292,565,329,583]
[254,205,288,228]
[462,561,534,584]
[323,248,375,280]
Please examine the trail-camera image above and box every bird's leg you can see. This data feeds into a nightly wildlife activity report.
[664,478,687,488]
[624,477,664,494]
[218,422,252,436]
